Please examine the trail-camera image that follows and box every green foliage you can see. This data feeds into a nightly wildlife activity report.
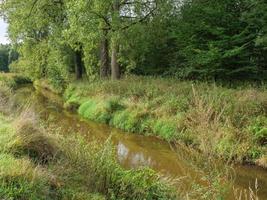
[169,0,267,80]
[151,119,177,141]
[79,98,124,124]
[111,108,150,133]
[2,0,267,80]
[248,116,267,145]
[0,154,52,200]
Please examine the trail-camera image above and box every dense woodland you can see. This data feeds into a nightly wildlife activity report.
[0,0,266,86]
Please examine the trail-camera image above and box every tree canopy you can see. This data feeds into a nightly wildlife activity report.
[0,0,266,84]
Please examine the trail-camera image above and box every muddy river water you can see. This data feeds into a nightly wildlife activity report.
[16,86,267,199]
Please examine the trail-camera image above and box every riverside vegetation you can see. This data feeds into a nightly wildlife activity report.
[0,75,261,200]
[0,79,177,200]
[1,0,266,168]
[57,76,266,168]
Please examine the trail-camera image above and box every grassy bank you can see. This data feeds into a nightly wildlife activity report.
[60,76,267,167]
[0,80,177,200]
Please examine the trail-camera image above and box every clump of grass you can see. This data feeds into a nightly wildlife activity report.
[111,107,150,133]
[0,81,13,114]
[0,153,54,200]
[79,97,124,123]
[255,155,267,168]
[150,118,178,141]
[0,73,31,89]
[9,108,60,164]
[248,116,267,146]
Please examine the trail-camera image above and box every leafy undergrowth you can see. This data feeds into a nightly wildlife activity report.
[0,82,177,200]
[63,76,267,166]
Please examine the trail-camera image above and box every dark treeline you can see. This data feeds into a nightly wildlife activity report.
[0,44,9,72]
[0,44,18,72]
[0,0,266,85]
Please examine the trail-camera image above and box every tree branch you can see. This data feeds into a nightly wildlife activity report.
[27,0,39,18]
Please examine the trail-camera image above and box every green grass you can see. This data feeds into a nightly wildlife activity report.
[63,76,267,166]
[0,81,177,199]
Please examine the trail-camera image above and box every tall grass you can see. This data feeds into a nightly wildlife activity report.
[0,81,177,199]
[63,76,267,166]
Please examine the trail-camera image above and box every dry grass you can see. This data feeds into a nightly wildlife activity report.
[10,107,60,164]
[173,142,233,200]
[255,156,267,168]
[233,179,259,200]
[0,82,13,114]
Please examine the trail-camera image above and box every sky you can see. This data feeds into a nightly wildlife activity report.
[0,18,9,44]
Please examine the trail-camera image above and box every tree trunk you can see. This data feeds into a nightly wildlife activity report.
[75,50,83,79]
[111,0,120,80]
[100,30,109,78]
[111,41,120,80]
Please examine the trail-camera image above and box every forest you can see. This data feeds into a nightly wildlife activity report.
[0,0,266,199]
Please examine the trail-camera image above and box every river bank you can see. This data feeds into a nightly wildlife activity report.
[1,74,266,199]
[34,76,267,169]
[0,79,176,199]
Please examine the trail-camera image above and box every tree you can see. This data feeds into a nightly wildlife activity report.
[170,0,267,80]
[0,44,9,72]
[66,0,161,80]
[1,0,84,82]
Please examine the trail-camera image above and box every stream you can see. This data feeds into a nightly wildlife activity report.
[15,86,267,199]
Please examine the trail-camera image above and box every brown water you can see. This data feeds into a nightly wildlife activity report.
[16,86,267,199]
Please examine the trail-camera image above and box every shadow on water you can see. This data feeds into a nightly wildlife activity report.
[15,86,267,199]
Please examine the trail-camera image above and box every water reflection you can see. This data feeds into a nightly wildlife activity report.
[117,142,154,168]
[16,86,267,199]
